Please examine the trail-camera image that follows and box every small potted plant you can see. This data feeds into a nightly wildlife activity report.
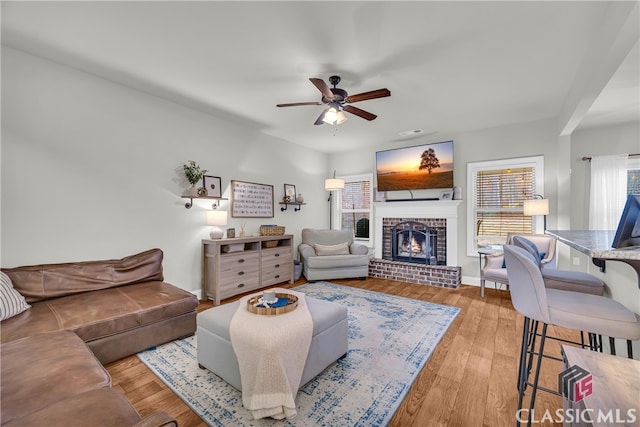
[183,160,208,196]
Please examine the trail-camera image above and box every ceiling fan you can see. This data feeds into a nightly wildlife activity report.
[276,75,390,125]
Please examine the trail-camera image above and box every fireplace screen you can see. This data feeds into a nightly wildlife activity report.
[392,221,439,265]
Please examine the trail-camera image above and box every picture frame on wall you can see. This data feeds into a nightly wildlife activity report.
[284,184,296,202]
[203,175,222,198]
[231,180,274,218]
[439,189,454,200]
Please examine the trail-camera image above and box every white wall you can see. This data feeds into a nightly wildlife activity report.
[330,118,562,285]
[1,47,329,294]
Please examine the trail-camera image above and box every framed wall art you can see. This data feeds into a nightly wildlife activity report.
[203,175,222,198]
[231,180,274,218]
[284,184,296,202]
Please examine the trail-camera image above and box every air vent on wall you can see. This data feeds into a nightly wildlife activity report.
[398,129,424,137]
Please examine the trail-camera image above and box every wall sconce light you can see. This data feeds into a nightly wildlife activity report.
[524,194,549,231]
[206,209,227,239]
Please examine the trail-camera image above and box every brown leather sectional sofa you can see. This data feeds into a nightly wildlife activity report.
[0,248,199,426]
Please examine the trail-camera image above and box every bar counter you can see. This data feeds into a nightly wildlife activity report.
[546,230,640,286]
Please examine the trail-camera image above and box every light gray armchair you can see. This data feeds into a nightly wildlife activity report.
[299,229,370,281]
[481,233,557,297]
[480,233,605,298]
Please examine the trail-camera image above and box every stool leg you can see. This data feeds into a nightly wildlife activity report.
[516,317,531,426]
[527,323,549,427]
[525,321,539,384]
[517,317,532,392]
[609,337,616,356]
[588,333,601,352]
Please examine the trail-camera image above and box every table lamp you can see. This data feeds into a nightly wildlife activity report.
[206,210,227,239]
[523,195,549,231]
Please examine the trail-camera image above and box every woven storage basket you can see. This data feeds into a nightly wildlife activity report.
[260,225,285,236]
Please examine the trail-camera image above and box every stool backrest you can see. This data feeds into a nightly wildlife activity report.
[503,245,550,323]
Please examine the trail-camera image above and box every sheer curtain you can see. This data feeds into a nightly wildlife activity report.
[589,154,628,230]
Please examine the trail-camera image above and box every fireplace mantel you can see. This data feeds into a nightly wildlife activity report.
[374,200,462,266]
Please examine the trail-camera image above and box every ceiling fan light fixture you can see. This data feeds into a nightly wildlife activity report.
[322,107,339,125]
[336,110,348,125]
[278,75,390,125]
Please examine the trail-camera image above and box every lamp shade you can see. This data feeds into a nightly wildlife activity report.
[523,198,549,216]
[324,178,345,191]
[206,210,227,226]
[322,107,338,125]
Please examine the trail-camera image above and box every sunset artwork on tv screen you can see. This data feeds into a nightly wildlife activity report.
[376,141,454,192]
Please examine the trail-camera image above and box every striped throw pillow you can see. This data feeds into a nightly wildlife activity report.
[0,271,30,321]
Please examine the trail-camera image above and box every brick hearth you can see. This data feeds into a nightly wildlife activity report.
[369,258,461,288]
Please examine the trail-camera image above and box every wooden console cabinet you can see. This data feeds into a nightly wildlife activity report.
[201,234,294,305]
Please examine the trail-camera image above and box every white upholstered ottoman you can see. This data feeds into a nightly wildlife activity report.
[197,295,348,391]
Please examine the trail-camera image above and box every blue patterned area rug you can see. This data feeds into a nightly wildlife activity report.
[137,281,460,426]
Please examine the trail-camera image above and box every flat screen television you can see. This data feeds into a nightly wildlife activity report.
[612,194,640,248]
[375,140,454,192]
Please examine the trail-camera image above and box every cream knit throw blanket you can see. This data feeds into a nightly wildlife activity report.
[229,288,313,420]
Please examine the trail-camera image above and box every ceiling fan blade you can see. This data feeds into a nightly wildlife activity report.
[345,88,390,103]
[344,105,377,121]
[314,108,330,125]
[309,78,335,100]
[276,101,323,107]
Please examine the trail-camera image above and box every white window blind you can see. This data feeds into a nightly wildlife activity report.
[467,156,544,255]
[337,174,372,241]
[475,167,535,245]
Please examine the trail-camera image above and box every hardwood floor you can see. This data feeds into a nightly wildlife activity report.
[106,278,576,426]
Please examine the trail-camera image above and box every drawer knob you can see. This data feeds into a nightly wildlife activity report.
[238,271,244,276]
[237,283,245,288]
[275,264,280,268]
[238,259,245,263]
[275,275,280,279]
[275,253,280,257]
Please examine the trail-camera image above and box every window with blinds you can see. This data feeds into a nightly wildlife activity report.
[475,167,535,246]
[338,175,372,240]
[467,156,544,254]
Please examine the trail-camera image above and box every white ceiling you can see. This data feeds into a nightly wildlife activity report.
[2,1,638,153]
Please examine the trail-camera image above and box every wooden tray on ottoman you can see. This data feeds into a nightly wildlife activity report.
[247,293,298,316]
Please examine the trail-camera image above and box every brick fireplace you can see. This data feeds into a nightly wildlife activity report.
[385,218,446,265]
[370,200,462,288]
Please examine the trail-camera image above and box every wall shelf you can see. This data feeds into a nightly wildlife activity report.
[182,196,228,209]
[279,202,306,212]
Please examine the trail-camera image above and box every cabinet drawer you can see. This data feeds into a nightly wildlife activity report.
[260,247,292,262]
[261,269,292,287]
[220,251,259,273]
[219,273,260,300]
[261,260,292,287]
[220,266,259,284]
